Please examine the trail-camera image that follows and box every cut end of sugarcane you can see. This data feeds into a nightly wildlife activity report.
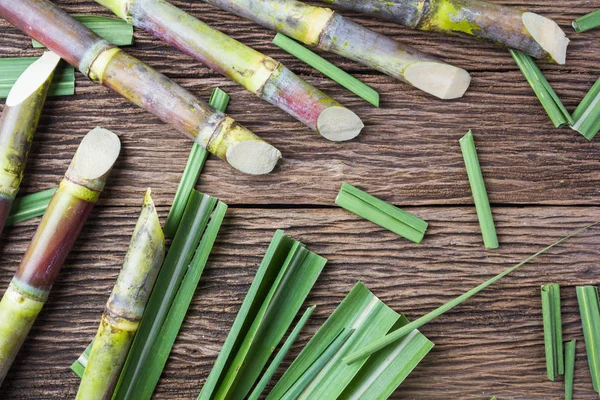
[404,62,471,100]
[6,51,61,106]
[225,141,281,175]
[71,127,121,180]
[316,107,364,142]
[522,12,569,65]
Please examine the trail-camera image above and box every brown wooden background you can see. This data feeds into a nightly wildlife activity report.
[1,0,600,398]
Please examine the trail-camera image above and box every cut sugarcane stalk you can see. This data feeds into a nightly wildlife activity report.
[0,51,61,234]
[0,57,74,99]
[202,0,471,99]
[344,223,597,364]
[0,127,120,384]
[96,0,363,141]
[0,0,280,175]
[320,0,569,64]
[76,189,165,399]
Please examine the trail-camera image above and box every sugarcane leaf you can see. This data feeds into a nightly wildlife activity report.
[214,244,326,399]
[272,33,379,107]
[510,50,573,128]
[345,222,598,364]
[113,191,217,400]
[248,305,316,400]
[0,58,74,98]
[571,77,600,141]
[70,341,93,378]
[564,339,576,400]
[131,201,228,400]
[198,230,297,400]
[6,188,57,226]
[541,283,563,381]
[460,130,498,249]
[576,285,600,394]
[573,9,600,32]
[269,282,399,399]
[340,315,434,400]
[335,183,428,244]
[32,15,133,48]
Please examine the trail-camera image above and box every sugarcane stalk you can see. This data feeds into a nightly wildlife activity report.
[0,51,61,234]
[0,0,280,175]
[203,0,471,99]
[76,189,165,399]
[97,0,363,141]
[320,0,569,64]
[0,127,120,384]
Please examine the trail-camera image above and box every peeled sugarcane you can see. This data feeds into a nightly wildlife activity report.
[96,0,363,142]
[0,0,280,175]
[76,189,165,399]
[320,0,569,64]
[202,0,471,99]
[0,51,61,234]
[0,127,120,384]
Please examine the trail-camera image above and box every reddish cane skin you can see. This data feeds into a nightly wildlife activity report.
[0,197,11,235]
[0,0,106,69]
[15,190,94,291]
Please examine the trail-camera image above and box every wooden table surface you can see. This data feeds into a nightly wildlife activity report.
[1,0,600,399]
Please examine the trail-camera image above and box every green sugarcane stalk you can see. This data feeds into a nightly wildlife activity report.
[0,0,280,175]
[0,127,120,384]
[320,0,569,64]
[97,0,363,142]
[202,0,471,100]
[76,189,165,399]
[0,51,61,234]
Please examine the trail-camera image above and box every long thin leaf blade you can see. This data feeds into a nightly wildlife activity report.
[0,58,74,98]
[577,285,600,393]
[541,283,564,380]
[345,222,598,364]
[6,188,57,226]
[248,305,316,400]
[565,339,576,400]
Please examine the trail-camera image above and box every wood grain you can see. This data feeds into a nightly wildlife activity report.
[1,207,599,399]
[0,0,599,399]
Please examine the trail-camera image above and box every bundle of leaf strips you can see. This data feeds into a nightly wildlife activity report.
[0,57,74,98]
[198,229,327,400]
[272,33,379,107]
[32,15,133,48]
[576,286,600,395]
[510,50,572,128]
[573,10,600,33]
[164,88,230,237]
[268,282,433,399]
[6,188,56,226]
[335,183,428,243]
[541,284,563,381]
[571,77,600,141]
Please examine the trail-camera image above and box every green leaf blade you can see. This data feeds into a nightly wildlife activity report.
[272,33,379,107]
[0,58,74,98]
[6,188,57,226]
[460,131,498,249]
[572,77,600,141]
[565,339,576,400]
[573,9,600,33]
[336,183,427,244]
[541,284,564,381]
[576,285,600,394]
[510,50,572,128]
[32,15,133,48]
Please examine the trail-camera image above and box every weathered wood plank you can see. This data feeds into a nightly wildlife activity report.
[0,1,599,206]
[0,206,598,399]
